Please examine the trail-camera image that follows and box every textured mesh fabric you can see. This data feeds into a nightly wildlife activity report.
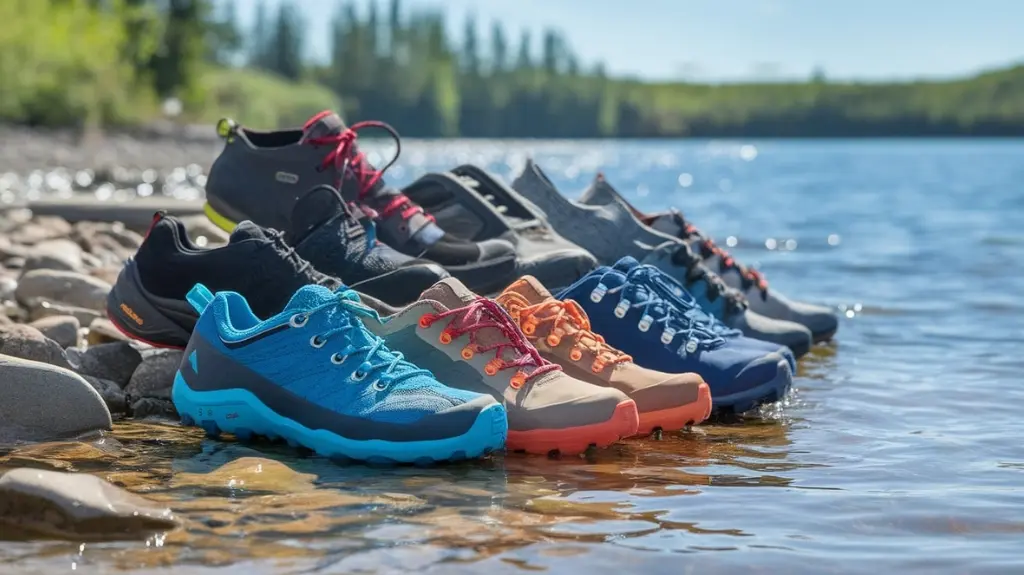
[206,284,481,424]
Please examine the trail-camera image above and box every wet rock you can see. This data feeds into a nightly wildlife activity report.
[0,324,69,368]
[82,376,128,414]
[0,468,177,541]
[66,341,141,388]
[125,349,182,401]
[130,397,177,420]
[0,354,111,440]
[28,299,102,326]
[86,317,128,345]
[20,239,84,274]
[15,269,112,311]
[28,315,80,349]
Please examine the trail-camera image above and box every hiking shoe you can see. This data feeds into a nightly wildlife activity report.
[286,184,449,306]
[353,277,639,455]
[204,112,517,293]
[107,212,339,349]
[556,264,793,414]
[403,164,597,291]
[579,177,839,342]
[496,276,712,435]
[510,160,813,357]
[173,283,507,464]
[609,256,798,372]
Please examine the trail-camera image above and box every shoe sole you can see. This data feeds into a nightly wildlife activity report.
[635,382,713,436]
[712,359,793,415]
[106,259,192,349]
[172,371,508,465]
[812,325,838,344]
[506,399,638,456]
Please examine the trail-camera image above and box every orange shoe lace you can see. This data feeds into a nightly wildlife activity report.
[498,293,632,374]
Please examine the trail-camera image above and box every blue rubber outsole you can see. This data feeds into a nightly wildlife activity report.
[172,372,508,465]
[710,359,793,414]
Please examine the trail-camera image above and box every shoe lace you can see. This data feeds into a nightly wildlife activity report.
[668,210,768,294]
[631,265,743,338]
[588,269,724,356]
[668,241,748,315]
[265,229,338,289]
[496,292,631,373]
[305,120,433,224]
[419,297,560,389]
[289,289,432,388]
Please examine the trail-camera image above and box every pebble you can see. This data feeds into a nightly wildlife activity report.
[15,269,112,311]
[86,318,128,345]
[6,217,72,246]
[20,239,84,274]
[0,354,111,440]
[66,341,142,388]
[125,349,183,401]
[0,323,69,368]
[28,299,102,326]
[82,375,128,414]
[28,315,80,349]
[0,468,177,540]
[130,397,177,420]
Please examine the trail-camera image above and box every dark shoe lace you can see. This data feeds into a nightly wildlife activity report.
[265,228,339,290]
[664,210,768,295]
[668,242,748,315]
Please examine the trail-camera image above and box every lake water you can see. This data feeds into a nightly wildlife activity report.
[3,139,1024,574]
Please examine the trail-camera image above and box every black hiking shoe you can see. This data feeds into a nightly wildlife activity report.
[403,164,598,292]
[287,184,449,306]
[204,111,516,292]
[106,212,339,348]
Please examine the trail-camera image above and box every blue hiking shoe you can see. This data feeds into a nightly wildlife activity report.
[609,257,798,373]
[172,283,507,464]
[556,265,793,414]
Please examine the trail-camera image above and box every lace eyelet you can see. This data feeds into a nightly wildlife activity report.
[484,362,499,376]
[522,323,535,335]
[439,331,453,345]
[460,346,475,360]
[373,380,388,391]
[418,314,434,329]
[289,314,308,328]
[546,334,561,347]
[613,300,630,319]
[352,370,367,381]
[510,372,526,389]
[331,353,346,365]
[569,348,583,361]
[590,284,608,303]
[309,335,325,348]
[591,361,605,374]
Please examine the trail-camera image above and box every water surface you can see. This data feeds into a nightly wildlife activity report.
[3,139,1023,574]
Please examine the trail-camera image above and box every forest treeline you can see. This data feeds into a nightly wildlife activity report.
[2,0,1023,137]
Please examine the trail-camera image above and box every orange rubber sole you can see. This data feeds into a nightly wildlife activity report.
[635,382,713,436]
[506,400,639,455]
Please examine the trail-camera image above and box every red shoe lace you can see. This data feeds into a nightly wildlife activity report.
[304,118,432,223]
[419,298,561,388]
[683,222,768,292]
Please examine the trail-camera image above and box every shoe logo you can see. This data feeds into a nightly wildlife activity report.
[275,171,299,185]
[120,303,144,325]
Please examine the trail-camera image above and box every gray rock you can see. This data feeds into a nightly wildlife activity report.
[0,468,177,541]
[125,349,182,401]
[28,299,102,326]
[28,315,80,349]
[15,269,112,311]
[130,397,178,420]
[0,274,17,301]
[0,354,111,440]
[82,375,128,414]
[8,216,72,245]
[0,324,69,368]
[20,239,84,274]
[86,317,128,345]
[66,341,141,388]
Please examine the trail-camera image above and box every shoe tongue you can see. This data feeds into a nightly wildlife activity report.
[283,284,337,312]
[500,276,552,306]
[299,111,345,143]
[229,220,273,243]
[648,209,689,237]
[419,277,478,310]
[612,256,641,274]
[288,185,362,245]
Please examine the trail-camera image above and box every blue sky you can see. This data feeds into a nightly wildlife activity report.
[228,0,1024,82]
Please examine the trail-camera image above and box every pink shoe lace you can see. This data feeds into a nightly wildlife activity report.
[418,298,561,389]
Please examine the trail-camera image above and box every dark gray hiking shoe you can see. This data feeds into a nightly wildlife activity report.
[106,213,340,349]
[204,111,516,293]
[510,159,813,357]
[402,164,598,292]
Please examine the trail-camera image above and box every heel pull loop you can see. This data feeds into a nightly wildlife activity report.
[186,284,215,314]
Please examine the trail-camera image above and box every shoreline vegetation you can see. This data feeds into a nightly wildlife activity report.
[3,1,1023,139]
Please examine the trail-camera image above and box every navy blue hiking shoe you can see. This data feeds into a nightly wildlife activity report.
[173,283,508,464]
[557,265,793,414]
